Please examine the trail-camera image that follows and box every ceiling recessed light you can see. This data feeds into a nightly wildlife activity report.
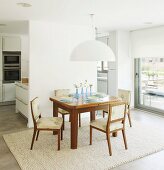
[17,2,32,7]
[0,24,6,27]
[144,22,153,25]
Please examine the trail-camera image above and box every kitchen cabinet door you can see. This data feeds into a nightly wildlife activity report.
[16,99,28,118]
[0,83,2,102]
[16,84,28,104]
[0,37,2,81]
[0,52,2,81]
[2,37,21,51]
[2,83,16,102]
[0,36,2,50]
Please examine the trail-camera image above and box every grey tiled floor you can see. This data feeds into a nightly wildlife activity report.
[0,105,27,170]
[0,105,164,170]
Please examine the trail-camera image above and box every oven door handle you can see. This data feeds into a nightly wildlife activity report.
[2,85,5,101]
[4,67,21,69]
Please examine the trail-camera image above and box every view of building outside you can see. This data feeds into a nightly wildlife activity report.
[140,57,164,110]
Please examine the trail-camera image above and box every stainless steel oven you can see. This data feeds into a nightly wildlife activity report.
[3,52,21,67]
[3,51,21,83]
[3,67,21,83]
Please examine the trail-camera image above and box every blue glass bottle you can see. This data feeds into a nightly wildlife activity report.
[75,88,79,99]
[86,87,88,97]
[81,87,84,96]
[89,84,93,96]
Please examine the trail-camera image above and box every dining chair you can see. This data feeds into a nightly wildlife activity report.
[90,101,128,156]
[54,89,81,130]
[30,97,63,150]
[103,89,132,127]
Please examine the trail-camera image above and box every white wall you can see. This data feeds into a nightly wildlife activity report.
[108,31,117,56]
[21,35,29,78]
[117,31,133,106]
[28,21,97,127]
[131,26,164,58]
[117,31,132,88]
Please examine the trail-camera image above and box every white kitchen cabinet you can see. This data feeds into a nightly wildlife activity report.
[16,84,28,104]
[97,78,108,94]
[2,83,16,102]
[0,36,2,50]
[2,36,21,51]
[0,37,2,81]
[15,82,28,118]
[0,37,2,102]
[16,99,28,118]
[0,82,2,102]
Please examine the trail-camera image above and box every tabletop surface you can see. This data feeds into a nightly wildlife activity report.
[50,93,120,108]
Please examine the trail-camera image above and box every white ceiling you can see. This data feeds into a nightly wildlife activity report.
[0,0,164,32]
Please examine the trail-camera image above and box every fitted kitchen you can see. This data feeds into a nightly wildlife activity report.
[0,21,29,124]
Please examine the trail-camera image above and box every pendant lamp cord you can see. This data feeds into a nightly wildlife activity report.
[90,14,97,39]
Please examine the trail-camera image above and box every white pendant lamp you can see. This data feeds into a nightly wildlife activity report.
[70,40,115,61]
[70,14,115,61]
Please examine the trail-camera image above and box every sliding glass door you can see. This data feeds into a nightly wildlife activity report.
[135,58,164,113]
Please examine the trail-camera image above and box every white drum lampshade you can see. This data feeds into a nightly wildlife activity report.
[70,40,115,61]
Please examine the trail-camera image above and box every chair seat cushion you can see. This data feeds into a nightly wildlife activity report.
[90,118,123,131]
[58,108,69,115]
[37,117,63,130]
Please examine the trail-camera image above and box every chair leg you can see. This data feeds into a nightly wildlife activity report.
[106,133,112,156]
[127,110,132,127]
[36,130,40,141]
[79,113,81,127]
[57,130,60,150]
[122,129,128,150]
[61,128,63,140]
[103,111,105,118]
[30,129,36,150]
[62,115,65,130]
[69,114,71,122]
[90,126,92,145]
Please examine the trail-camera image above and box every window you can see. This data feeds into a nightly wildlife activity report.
[135,57,164,113]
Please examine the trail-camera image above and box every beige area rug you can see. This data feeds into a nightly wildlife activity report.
[3,118,164,170]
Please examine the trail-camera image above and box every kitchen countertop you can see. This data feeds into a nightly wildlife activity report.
[15,81,28,90]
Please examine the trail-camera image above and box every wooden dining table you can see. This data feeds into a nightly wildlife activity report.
[50,94,120,149]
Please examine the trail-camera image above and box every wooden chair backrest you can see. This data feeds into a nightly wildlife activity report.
[118,89,131,105]
[30,97,41,128]
[54,89,70,97]
[106,101,126,132]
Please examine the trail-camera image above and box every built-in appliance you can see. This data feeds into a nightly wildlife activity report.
[3,52,21,83]
[3,52,21,67]
[3,67,21,83]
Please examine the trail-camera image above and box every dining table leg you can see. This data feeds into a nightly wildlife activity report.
[53,102,58,135]
[90,111,96,121]
[70,109,78,149]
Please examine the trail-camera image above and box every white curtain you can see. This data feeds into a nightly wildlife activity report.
[131,26,164,58]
